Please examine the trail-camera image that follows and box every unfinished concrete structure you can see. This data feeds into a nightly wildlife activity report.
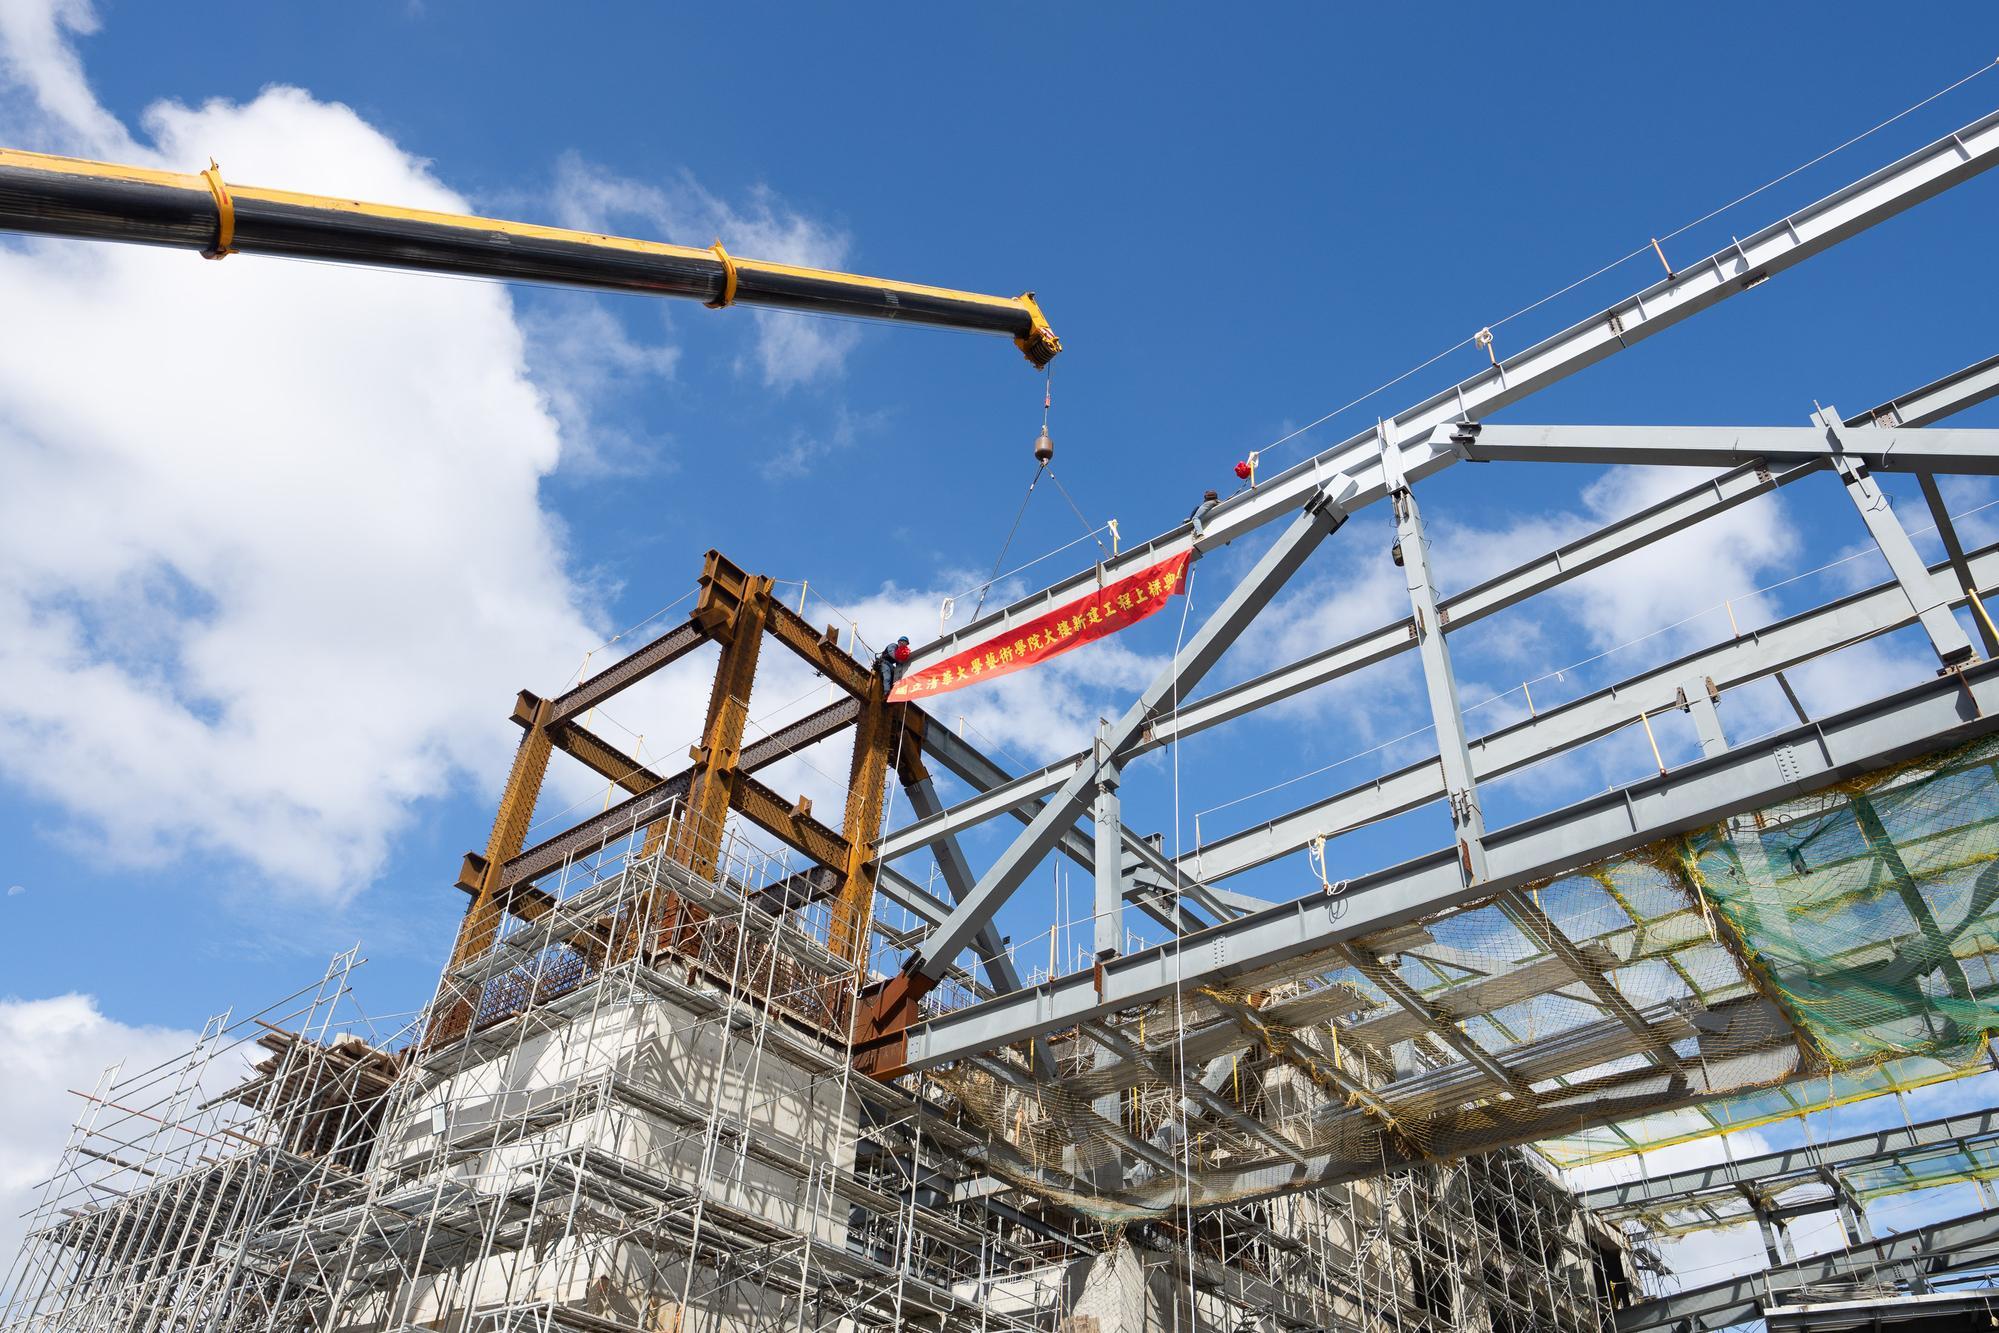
[8,100,1999,1333]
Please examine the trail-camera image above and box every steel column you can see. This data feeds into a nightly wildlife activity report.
[1091,722,1124,959]
[671,560,772,879]
[829,687,895,964]
[430,694,555,1042]
[1817,405,1976,668]
[1388,450,1487,884]
[1681,676,1728,758]
[1917,471,1999,657]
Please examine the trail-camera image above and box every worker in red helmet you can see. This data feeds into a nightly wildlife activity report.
[876,635,913,691]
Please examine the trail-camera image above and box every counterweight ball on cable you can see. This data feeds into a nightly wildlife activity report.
[1033,427,1054,465]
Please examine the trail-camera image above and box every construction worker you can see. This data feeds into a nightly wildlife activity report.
[877,636,912,691]
[1190,489,1220,537]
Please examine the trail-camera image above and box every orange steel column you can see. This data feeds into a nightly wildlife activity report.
[670,555,771,881]
[828,681,896,965]
[430,694,555,1042]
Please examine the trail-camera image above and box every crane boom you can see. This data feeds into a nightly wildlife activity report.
[0,147,1060,366]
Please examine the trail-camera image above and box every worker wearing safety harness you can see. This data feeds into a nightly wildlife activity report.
[876,636,913,691]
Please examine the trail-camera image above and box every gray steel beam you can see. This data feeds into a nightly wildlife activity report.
[1185,540,1999,883]
[1862,350,1999,429]
[1576,1110,1999,1213]
[1457,421,1999,474]
[900,777,1023,995]
[1614,1206,1999,1333]
[1091,724,1123,959]
[903,775,1054,1078]
[909,478,1356,979]
[1339,940,1525,1094]
[1681,676,1728,758]
[1082,1021,1308,1166]
[903,106,1999,681]
[1388,449,1487,883]
[900,659,1999,1070]
[1918,471,1999,658]
[1818,406,1976,667]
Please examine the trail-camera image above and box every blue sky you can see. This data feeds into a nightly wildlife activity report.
[3,0,1999,1299]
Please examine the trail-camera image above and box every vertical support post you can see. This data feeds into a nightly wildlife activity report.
[670,554,771,880]
[1916,471,1999,659]
[1681,676,1728,758]
[1752,1202,1792,1269]
[1835,1185,1873,1247]
[1091,721,1123,961]
[1387,437,1487,883]
[1085,719,1128,1181]
[431,693,555,1042]
[829,681,895,965]
[1817,406,1974,670]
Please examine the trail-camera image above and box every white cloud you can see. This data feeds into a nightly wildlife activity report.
[3,885,20,897]
[0,995,200,1283]
[519,299,679,479]
[550,153,858,389]
[0,0,129,156]
[0,11,607,895]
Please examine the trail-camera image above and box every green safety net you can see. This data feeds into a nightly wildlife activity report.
[1540,731,1999,1166]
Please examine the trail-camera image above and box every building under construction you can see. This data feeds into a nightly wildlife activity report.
[6,98,1999,1333]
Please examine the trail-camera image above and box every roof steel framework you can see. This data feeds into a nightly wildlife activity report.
[382,96,1999,1317]
[854,98,1999,1082]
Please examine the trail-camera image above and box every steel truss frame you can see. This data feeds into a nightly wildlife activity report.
[846,101,1999,1103]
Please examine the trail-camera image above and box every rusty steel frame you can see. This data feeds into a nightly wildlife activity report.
[431,548,926,1045]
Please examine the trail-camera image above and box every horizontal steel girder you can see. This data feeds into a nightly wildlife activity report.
[899,106,1999,683]
[547,620,707,726]
[1576,1107,1999,1213]
[898,658,1999,1070]
[1458,421,1999,473]
[1614,1205,1999,1332]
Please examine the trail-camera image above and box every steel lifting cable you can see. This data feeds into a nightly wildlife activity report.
[970,462,1045,622]
[1045,466,1111,562]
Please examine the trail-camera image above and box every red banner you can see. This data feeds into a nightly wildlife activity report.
[890,551,1192,701]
